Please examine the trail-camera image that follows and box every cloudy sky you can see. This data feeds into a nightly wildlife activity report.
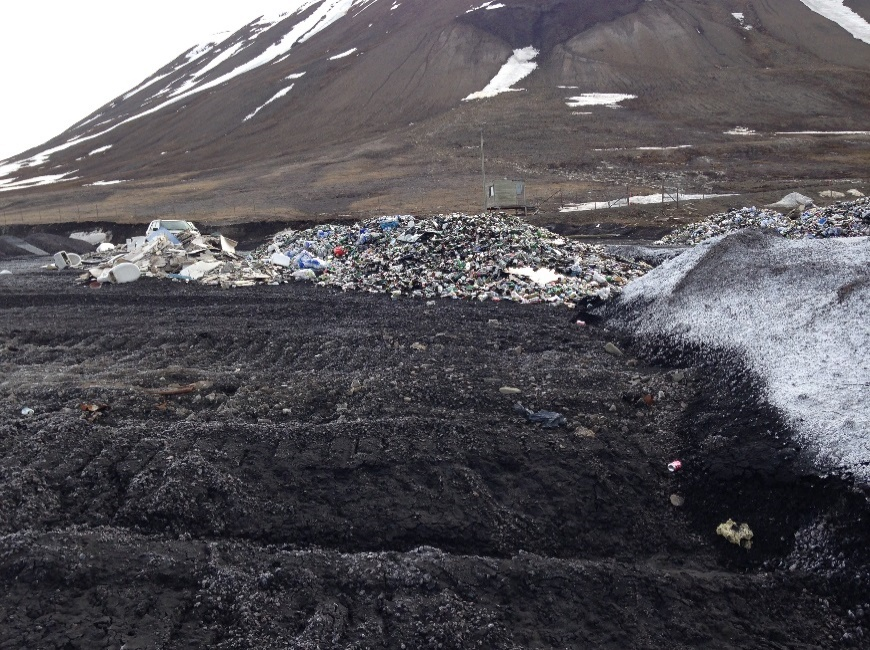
[0,1,294,162]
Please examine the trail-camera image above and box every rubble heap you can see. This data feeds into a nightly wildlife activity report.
[256,214,651,307]
[75,230,267,286]
[656,198,870,246]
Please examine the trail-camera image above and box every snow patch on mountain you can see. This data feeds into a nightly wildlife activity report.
[0,171,77,193]
[798,0,870,44]
[464,47,539,101]
[329,48,358,59]
[245,85,296,122]
[467,2,505,12]
[565,93,636,108]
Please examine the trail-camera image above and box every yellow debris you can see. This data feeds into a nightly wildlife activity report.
[716,519,753,549]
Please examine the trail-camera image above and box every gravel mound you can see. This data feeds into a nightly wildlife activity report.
[617,229,870,480]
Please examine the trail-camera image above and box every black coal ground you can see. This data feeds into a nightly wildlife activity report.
[0,259,868,649]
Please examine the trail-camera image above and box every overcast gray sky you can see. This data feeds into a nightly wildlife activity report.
[0,1,295,161]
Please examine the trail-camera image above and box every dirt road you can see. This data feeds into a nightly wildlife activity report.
[0,259,867,648]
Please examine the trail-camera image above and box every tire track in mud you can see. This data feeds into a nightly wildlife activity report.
[1,265,867,647]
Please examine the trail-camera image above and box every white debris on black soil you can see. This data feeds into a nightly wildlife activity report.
[78,214,651,307]
[656,197,870,245]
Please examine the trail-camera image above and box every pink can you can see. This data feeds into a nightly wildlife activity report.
[668,460,683,473]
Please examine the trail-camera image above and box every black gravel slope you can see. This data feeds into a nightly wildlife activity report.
[0,259,868,649]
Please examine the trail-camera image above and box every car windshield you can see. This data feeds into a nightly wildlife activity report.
[159,220,193,231]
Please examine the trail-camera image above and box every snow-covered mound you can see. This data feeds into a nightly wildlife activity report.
[616,230,870,480]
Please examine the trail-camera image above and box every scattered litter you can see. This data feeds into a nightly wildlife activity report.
[716,519,753,549]
[96,242,116,253]
[670,494,685,507]
[819,190,845,199]
[0,269,11,275]
[656,198,870,245]
[667,459,683,472]
[79,402,110,422]
[20,407,34,416]
[499,386,522,395]
[847,189,865,197]
[513,401,567,428]
[605,342,624,357]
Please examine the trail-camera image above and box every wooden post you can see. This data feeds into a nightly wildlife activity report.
[481,126,486,216]
[626,185,630,206]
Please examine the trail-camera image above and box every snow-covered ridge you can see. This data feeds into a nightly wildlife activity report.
[0,0,379,186]
[798,0,870,44]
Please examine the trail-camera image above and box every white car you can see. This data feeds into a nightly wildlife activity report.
[145,219,200,238]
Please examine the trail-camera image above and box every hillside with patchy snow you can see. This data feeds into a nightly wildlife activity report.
[0,0,869,219]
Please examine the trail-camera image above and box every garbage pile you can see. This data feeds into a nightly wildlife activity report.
[656,198,870,246]
[67,229,256,286]
[252,213,651,307]
[60,214,651,307]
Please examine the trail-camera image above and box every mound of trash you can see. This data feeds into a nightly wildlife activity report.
[656,197,870,245]
[253,213,651,307]
[63,214,651,307]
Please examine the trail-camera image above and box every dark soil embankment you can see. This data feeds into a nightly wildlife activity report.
[0,259,867,648]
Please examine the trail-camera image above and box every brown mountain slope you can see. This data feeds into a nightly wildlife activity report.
[1,0,868,227]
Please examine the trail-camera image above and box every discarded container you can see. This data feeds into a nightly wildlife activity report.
[0,270,11,275]
[20,407,34,416]
[96,242,116,253]
[53,251,82,270]
[334,246,347,257]
[668,460,683,472]
[270,252,293,267]
[102,262,141,284]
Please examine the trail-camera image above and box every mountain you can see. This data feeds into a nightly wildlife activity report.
[1,0,869,225]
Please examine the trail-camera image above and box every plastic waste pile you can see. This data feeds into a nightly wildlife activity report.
[656,198,870,246]
[253,213,651,307]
